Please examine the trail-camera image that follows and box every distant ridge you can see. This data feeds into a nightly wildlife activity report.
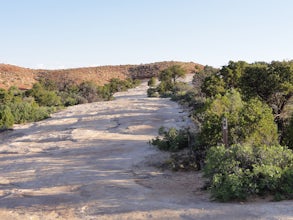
[0,61,203,90]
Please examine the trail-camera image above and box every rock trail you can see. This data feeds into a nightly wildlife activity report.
[0,78,292,220]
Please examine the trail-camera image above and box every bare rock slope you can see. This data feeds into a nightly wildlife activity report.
[0,79,292,220]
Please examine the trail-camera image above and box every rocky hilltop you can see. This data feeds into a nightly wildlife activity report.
[0,64,37,90]
[0,61,202,90]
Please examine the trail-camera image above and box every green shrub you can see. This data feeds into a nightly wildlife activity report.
[0,88,12,104]
[32,106,52,121]
[170,82,193,101]
[108,78,137,93]
[156,80,175,97]
[9,101,34,123]
[96,85,112,101]
[278,167,293,199]
[0,105,14,130]
[149,65,187,98]
[282,114,293,149]
[158,65,186,84]
[78,81,99,103]
[201,74,226,97]
[204,144,293,201]
[162,151,198,171]
[196,90,278,162]
[148,77,157,87]
[27,83,62,107]
[9,99,51,123]
[147,88,159,97]
[150,127,188,152]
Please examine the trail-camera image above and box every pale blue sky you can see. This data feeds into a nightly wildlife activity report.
[0,0,292,69]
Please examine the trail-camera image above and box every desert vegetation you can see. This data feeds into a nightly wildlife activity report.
[0,77,140,130]
[0,61,292,219]
[150,61,293,201]
[147,65,189,97]
[1,61,293,203]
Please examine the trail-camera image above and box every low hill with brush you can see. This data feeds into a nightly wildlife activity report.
[0,61,202,90]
